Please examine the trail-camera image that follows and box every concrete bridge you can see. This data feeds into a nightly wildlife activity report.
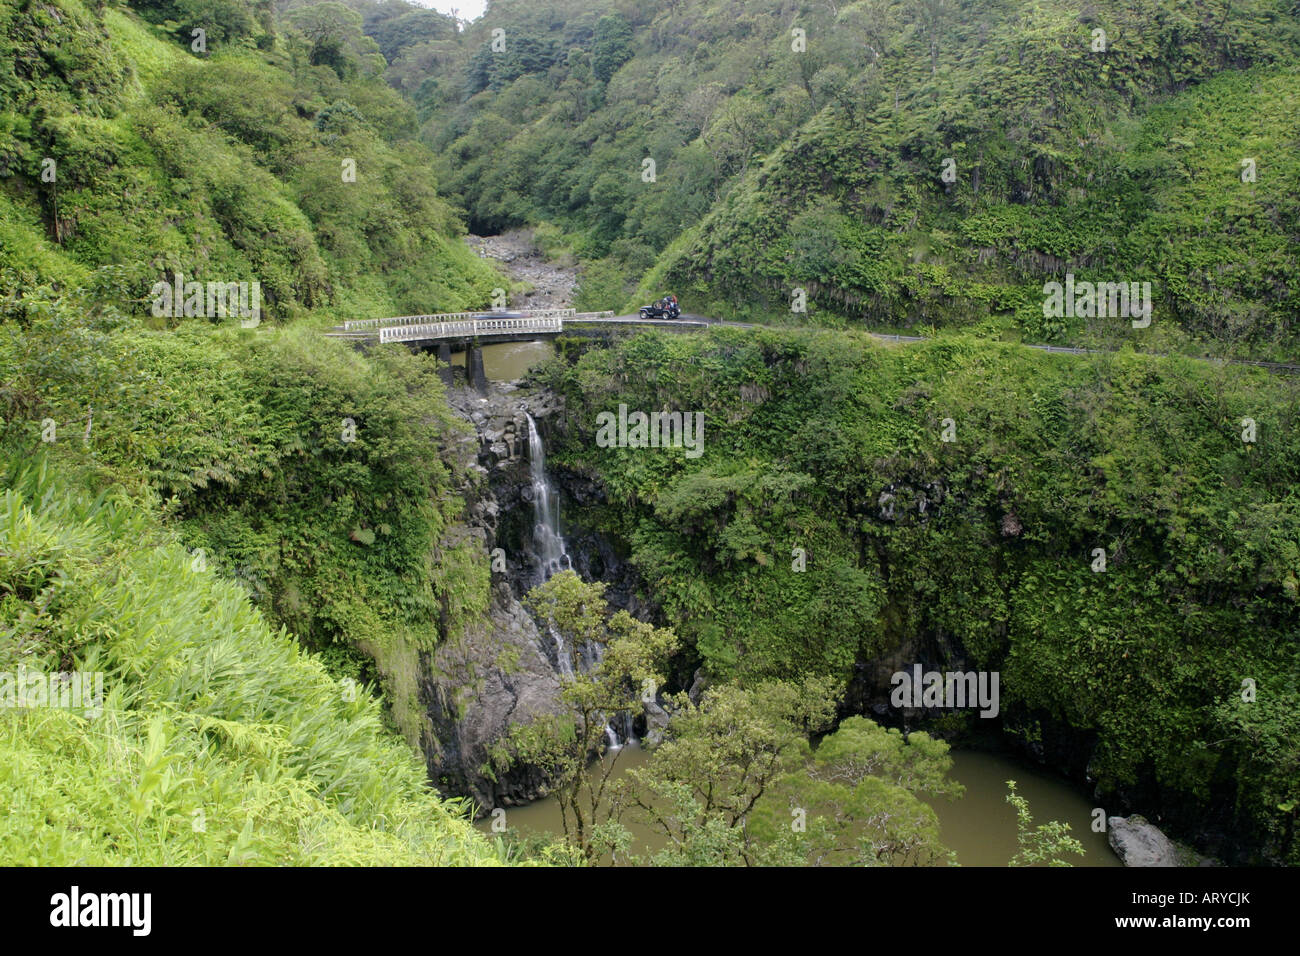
[325,309,714,389]
[328,309,712,342]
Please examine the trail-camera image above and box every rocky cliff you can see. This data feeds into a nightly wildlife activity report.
[418,382,562,812]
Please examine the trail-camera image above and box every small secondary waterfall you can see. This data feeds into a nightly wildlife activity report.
[552,630,576,680]
[603,709,635,751]
[587,639,635,751]
[525,413,572,581]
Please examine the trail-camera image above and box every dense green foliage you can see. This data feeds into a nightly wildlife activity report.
[0,455,502,865]
[542,327,1300,862]
[404,0,1298,357]
[492,575,990,867]
[3,0,1296,869]
[626,688,964,866]
[0,1,520,865]
[1,286,493,747]
[0,0,501,321]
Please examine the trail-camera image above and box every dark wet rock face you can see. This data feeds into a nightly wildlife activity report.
[422,585,562,811]
[421,383,569,811]
[445,382,566,593]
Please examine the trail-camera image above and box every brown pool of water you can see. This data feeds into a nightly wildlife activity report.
[450,340,556,382]
[477,745,1121,867]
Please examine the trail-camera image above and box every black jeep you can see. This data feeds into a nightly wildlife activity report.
[639,296,681,320]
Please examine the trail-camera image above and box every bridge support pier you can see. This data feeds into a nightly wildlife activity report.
[466,344,489,394]
[435,343,453,386]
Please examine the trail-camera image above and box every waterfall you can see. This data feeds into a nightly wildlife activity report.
[604,724,622,751]
[525,412,633,749]
[603,710,635,751]
[525,413,572,581]
[549,624,575,680]
[586,639,636,751]
[526,412,574,678]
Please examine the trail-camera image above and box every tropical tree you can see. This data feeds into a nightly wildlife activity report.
[591,14,634,84]
[620,678,839,865]
[754,716,964,866]
[488,572,677,862]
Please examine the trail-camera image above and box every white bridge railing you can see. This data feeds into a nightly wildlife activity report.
[378,315,565,344]
[346,309,577,331]
[334,309,622,344]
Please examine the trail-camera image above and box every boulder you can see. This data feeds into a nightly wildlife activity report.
[687,667,709,704]
[641,697,672,747]
[1108,815,1181,867]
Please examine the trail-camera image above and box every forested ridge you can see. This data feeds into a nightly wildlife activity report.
[1,0,501,319]
[0,0,1296,868]
[408,0,1300,358]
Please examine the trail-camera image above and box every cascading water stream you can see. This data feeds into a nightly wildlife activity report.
[603,708,635,751]
[524,411,628,748]
[525,413,576,680]
[525,413,572,581]
[588,640,635,751]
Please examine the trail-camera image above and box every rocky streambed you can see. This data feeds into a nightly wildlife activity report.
[464,229,578,310]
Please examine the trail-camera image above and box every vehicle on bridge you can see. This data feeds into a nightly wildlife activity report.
[639,295,680,320]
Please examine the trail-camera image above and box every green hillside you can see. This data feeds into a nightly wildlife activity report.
[0,0,502,320]
[2,0,1297,869]
[0,453,502,865]
[409,0,1299,357]
[0,0,510,866]
[539,327,1300,862]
